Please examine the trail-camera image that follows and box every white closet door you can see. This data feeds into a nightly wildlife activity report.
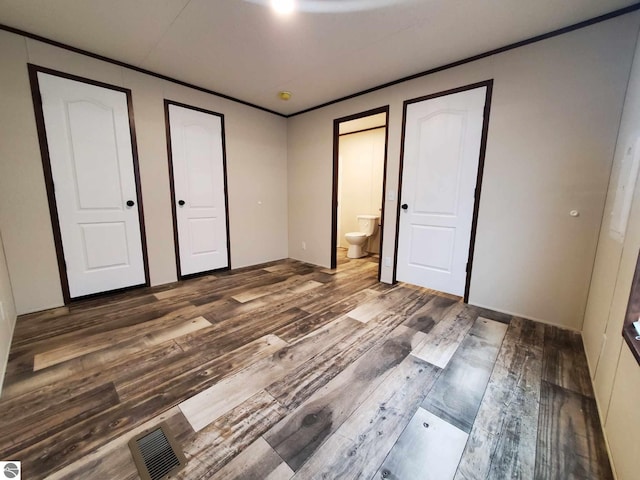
[167,103,229,276]
[37,72,146,298]
[396,86,487,296]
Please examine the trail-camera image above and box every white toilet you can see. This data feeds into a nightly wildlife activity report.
[345,215,380,259]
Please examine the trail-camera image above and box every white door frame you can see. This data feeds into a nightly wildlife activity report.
[28,64,150,303]
[393,80,493,302]
[164,100,232,279]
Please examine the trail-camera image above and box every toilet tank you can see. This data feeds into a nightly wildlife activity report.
[357,215,379,236]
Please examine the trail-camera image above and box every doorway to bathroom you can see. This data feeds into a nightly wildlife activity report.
[331,106,389,279]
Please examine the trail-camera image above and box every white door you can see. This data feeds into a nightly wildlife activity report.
[396,86,487,296]
[37,72,147,298]
[167,103,229,276]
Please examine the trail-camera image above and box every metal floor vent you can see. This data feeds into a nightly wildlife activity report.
[128,422,187,480]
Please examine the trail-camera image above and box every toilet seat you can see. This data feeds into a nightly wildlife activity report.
[345,232,366,239]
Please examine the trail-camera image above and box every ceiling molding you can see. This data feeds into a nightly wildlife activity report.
[1,2,639,118]
[0,22,286,118]
[287,2,640,117]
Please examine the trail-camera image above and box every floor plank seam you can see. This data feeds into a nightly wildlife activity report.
[0,255,614,480]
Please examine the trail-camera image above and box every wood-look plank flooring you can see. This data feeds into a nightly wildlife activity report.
[0,250,612,479]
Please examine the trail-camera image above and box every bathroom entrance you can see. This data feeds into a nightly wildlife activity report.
[331,106,389,278]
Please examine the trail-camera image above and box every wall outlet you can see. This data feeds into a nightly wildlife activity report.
[384,257,392,267]
[302,241,306,250]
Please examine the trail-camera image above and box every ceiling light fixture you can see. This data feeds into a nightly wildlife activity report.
[279,91,292,101]
[250,0,408,14]
[271,0,295,15]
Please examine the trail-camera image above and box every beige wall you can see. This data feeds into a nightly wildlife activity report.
[338,129,385,254]
[582,25,640,480]
[0,30,289,314]
[604,348,640,479]
[287,13,640,330]
[0,230,17,395]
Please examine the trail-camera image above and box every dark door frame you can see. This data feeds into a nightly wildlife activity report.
[28,63,150,304]
[331,105,390,281]
[392,79,494,302]
[164,99,232,279]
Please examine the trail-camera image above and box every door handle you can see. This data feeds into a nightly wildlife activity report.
[401,203,408,210]
[126,200,135,207]
[178,200,186,206]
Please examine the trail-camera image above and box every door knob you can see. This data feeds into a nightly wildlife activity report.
[401,203,408,210]
[178,200,186,206]
[126,200,135,207]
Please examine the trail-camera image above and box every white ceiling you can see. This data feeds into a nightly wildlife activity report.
[0,0,636,115]
[340,112,387,134]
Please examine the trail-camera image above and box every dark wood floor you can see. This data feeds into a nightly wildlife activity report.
[0,250,612,479]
